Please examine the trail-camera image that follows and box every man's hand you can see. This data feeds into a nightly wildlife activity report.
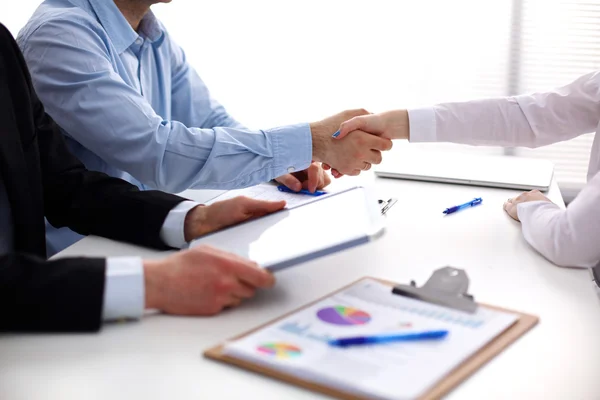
[334,110,410,140]
[503,190,553,221]
[323,110,408,177]
[311,109,393,176]
[143,245,275,315]
[275,162,331,193]
[184,197,286,241]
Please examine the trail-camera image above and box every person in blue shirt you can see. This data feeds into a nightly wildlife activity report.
[17,0,392,255]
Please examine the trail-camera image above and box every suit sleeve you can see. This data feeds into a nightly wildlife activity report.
[0,253,106,332]
[32,92,186,250]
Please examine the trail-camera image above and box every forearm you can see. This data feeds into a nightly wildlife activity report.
[517,176,600,267]
[0,253,105,332]
[409,71,600,148]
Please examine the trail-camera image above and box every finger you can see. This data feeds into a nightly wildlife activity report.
[306,164,319,193]
[233,282,256,299]
[331,169,343,178]
[228,258,276,288]
[275,173,302,192]
[362,162,372,171]
[320,170,332,188]
[242,197,286,217]
[367,135,393,151]
[334,116,368,139]
[366,150,383,165]
[224,296,243,309]
[322,163,331,171]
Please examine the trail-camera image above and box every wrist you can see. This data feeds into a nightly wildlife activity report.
[310,122,328,163]
[143,259,166,310]
[387,110,410,140]
[184,205,209,242]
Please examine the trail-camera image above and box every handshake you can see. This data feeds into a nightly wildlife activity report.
[144,109,412,318]
[308,109,410,179]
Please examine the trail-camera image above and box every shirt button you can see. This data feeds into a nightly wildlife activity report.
[135,37,143,45]
[287,167,295,173]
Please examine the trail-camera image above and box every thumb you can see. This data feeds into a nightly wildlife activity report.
[333,115,371,139]
[243,198,286,216]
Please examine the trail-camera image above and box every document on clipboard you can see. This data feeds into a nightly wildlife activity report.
[205,270,539,400]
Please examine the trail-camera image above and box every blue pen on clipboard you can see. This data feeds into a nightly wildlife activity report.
[328,330,449,348]
[277,185,327,196]
[443,197,482,215]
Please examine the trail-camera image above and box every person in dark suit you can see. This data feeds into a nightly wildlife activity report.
[0,23,281,333]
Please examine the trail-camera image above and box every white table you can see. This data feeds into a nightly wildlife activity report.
[1,175,599,400]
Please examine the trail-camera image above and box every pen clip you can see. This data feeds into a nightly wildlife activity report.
[470,197,483,206]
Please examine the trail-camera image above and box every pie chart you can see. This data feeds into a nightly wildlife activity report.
[316,306,371,326]
[257,343,302,359]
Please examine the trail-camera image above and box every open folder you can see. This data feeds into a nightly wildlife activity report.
[189,187,386,272]
[205,276,538,400]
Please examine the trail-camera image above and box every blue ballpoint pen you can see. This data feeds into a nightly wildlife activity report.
[443,197,483,215]
[277,185,327,196]
[328,330,449,348]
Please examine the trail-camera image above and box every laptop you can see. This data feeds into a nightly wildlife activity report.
[189,186,385,272]
[374,149,554,191]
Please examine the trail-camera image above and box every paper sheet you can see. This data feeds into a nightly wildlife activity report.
[206,183,346,209]
[223,279,518,400]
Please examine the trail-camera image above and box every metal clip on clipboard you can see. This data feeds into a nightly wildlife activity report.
[392,266,478,314]
[378,198,398,215]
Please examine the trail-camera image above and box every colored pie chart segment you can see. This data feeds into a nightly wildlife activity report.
[317,306,371,326]
[257,343,302,359]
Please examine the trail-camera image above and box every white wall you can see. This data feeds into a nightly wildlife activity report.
[2,0,510,132]
[151,0,511,130]
[1,1,41,36]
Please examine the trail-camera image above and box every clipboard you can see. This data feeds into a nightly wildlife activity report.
[204,269,539,400]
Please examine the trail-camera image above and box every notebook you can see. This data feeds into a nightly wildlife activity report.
[374,149,554,191]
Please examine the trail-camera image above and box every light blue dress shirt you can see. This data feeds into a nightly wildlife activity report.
[17,0,312,255]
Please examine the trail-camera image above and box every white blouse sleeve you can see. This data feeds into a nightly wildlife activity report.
[516,171,600,268]
[409,70,600,148]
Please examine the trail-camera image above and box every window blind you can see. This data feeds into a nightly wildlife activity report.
[512,0,600,193]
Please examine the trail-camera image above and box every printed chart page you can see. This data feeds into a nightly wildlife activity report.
[205,181,357,209]
[223,279,518,400]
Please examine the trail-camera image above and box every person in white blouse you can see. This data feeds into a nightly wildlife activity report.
[332,71,600,269]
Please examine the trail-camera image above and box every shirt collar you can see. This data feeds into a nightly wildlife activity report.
[86,0,165,54]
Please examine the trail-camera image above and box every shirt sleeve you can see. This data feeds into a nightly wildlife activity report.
[516,171,600,268]
[102,257,144,321]
[19,19,311,193]
[159,200,199,248]
[408,71,600,147]
[102,199,201,321]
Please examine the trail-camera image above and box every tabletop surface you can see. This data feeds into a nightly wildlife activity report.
[2,173,599,400]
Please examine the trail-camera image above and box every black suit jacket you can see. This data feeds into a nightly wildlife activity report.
[0,23,186,332]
